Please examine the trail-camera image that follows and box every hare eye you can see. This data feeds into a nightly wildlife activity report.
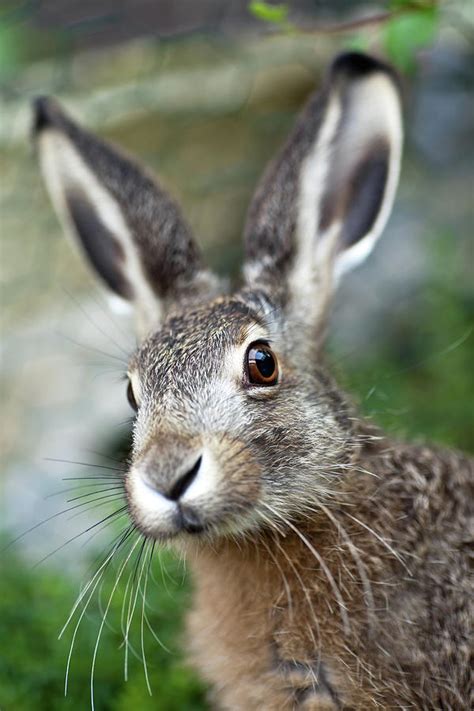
[126,380,138,411]
[246,342,278,386]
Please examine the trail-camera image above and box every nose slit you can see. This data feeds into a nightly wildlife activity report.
[166,456,202,501]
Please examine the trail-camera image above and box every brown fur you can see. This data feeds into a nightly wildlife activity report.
[186,434,473,710]
[34,52,473,710]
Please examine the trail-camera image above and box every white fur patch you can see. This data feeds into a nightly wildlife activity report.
[129,465,176,532]
[295,94,342,285]
[180,447,219,505]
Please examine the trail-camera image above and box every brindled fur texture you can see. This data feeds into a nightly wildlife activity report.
[34,52,473,709]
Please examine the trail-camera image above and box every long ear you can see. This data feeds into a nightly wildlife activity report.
[33,97,219,335]
[243,52,403,324]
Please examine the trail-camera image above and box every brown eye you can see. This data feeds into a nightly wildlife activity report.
[246,342,279,386]
[126,380,138,411]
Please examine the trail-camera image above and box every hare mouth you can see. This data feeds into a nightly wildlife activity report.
[174,504,206,534]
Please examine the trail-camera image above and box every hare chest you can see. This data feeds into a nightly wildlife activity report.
[186,546,377,711]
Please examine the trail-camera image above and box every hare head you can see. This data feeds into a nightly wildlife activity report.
[34,53,402,544]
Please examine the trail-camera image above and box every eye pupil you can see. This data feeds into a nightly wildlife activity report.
[255,349,275,378]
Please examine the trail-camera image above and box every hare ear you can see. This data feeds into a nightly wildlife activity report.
[33,97,218,335]
[244,52,402,311]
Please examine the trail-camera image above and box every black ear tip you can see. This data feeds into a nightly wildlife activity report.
[331,51,398,84]
[32,96,62,134]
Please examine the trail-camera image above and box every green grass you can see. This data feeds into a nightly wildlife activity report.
[0,543,207,710]
[337,237,474,454]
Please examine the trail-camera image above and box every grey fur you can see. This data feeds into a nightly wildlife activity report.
[34,52,473,709]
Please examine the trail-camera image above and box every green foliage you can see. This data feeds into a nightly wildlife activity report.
[389,0,437,9]
[383,5,439,72]
[0,542,208,710]
[0,22,28,74]
[248,1,289,25]
[248,0,441,75]
[338,233,474,454]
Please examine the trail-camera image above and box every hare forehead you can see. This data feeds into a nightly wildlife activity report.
[130,297,268,392]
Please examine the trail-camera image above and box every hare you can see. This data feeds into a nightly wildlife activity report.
[34,52,473,710]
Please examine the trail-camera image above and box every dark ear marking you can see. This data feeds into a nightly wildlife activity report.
[319,138,390,249]
[65,188,134,300]
[341,142,390,250]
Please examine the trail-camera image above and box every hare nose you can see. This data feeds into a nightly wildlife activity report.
[165,456,202,501]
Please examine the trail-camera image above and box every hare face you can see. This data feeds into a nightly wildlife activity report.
[124,294,352,541]
[34,52,402,545]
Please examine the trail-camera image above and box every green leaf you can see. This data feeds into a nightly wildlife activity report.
[248,1,289,24]
[389,0,437,9]
[383,7,439,72]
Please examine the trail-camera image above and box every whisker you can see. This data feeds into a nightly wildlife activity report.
[46,457,126,473]
[140,545,173,655]
[62,524,135,696]
[67,496,126,522]
[89,291,135,350]
[121,549,138,680]
[34,505,129,568]
[317,502,376,629]
[66,491,126,512]
[65,486,125,504]
[258,533,294,624]
[343,512,411,574]
[62,524,135,640]
[140,541,153,696]
[45,483,124,499]
[269,528,322,656]
[85,448,130,466]
[56,331,128,365]
[80,524,136,580]
[62,475,123,481]
[80,512,131,553]
[90,535,142,711]
[263,503,351,637]
[124,538,148,681]
[2,495,120,551]
[63,287,131,360]
[64,563,107,696]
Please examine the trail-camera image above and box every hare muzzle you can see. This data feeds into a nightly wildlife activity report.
[127,442,222,538]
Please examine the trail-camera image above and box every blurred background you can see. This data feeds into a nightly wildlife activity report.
[0,1,473,709]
